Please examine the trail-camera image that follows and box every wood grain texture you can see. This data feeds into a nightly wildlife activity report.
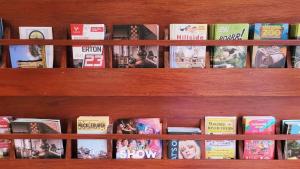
[0,69,299,96]
[0,0,300,166]
[0,96,300,119]
[0,160,300,169]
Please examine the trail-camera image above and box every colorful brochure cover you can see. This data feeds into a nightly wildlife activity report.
[252,23,289,68]
[243,116,275,160]
[170,24,207,68]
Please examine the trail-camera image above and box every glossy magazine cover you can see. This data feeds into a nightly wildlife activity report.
[170,24,207,68]
[243,116,275,160]
[205,116,237,159]
[212,24,249,68]
[252,23,289,68]
[168,127,201,159]
[10,27,53,68]
[290,24,300,68]
[77,116,109,159]
[11,119,64,159]
[0,116,12,158]
[283,120,300,159]
[71,24,105,68]
[115,118,162,159]
[113,24,159,68]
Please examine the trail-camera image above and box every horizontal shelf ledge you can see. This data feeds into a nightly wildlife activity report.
[0,133,300,140]
[0,159,300,169]
[0,69,300,96]
[1,39,300,46]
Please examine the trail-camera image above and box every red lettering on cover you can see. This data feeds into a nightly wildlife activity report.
[84,54,103,68]
[91,27,104,32]
[71,24,84,36]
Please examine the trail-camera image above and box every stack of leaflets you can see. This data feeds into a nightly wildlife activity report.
[11,118,64,159]
[167,127,201,159]
[282,120,300,159]
[113,24,159,68]
[243,116,276,160]
[9,27,53,68]
[0,116,12,158]
[211,24,249,68]
[252,23,289,68]
[205,116,237,159]
[77,116,110,159]
[71,24,106,68]
[115,118,162,159]
[290,24,300,68]
[169,24,207,68]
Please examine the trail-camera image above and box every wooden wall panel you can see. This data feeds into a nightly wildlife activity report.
[0,69,299,96]
[0,96,299,120]
[0,0,300,38]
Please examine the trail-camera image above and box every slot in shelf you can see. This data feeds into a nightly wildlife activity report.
[0,117,298,161]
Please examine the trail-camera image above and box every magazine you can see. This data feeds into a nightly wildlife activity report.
[0,116,12,158]
[113,24,159,68]
[77,116,109,159]
[11,118,64,159]
[71,24,106,68]
[115,118,162,159]
[205,116,237,159]
[170,24,207,68]
[10,27,53,68]
[243,116,275,160]
[167,127,201,159]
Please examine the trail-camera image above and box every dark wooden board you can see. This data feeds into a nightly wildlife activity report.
[0,69,299,96]
[0,160,299,169]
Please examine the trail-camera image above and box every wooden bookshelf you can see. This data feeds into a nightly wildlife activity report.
[1,0,300,169]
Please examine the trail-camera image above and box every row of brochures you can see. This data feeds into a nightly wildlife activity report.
[0,116,299,160]
[1,20,300,69]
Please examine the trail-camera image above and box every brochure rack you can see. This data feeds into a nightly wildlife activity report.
[0,0,300,169]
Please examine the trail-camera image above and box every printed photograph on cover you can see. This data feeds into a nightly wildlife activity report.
[167,127,201,159]
[252,23,289,68]
[115,118,162,159]
[243,116,275,160]
[0,116,12,158]
[12,120,64,159]
[77,116,109,159]
[212,24,249,68]
[286,140,300,159]
[168,140,201,159]
[10,45,46,68]
[283,122,300,159]
[71,24,106,68]
[205,140,236,159]
[204,116,237,159]
[170,24,207,68]
[252,46,287,68]
[13,27,53,68]
[77,140,108,159]
[291,24,300,68]
[113,24,159,68]
[213,46,247,68]
[293,46,300,68]
[171,46,206,68]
